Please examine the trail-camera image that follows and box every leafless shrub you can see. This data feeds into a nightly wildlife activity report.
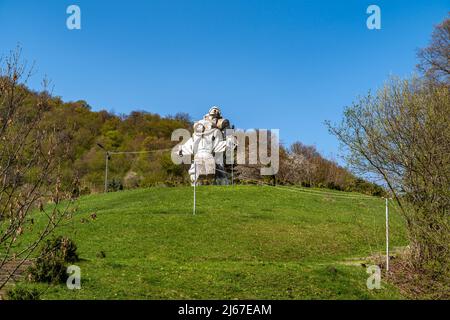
[0,47,75,290]
[417,14,450,85]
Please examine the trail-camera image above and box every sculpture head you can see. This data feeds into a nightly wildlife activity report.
[193,120,212,134]
[217,118,230,130]
[208,106,221,118]
[193,122,205,134]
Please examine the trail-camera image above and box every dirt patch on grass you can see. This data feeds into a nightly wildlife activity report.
[0,260,32,300]
[388,254,449,300]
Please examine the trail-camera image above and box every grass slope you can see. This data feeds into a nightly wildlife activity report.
[14,185,408,299]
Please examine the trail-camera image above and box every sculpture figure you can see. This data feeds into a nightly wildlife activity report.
[179,106,236,185]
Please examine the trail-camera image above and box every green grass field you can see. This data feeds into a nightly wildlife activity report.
[12,185,408,299]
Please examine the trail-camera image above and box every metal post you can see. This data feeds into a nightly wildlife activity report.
[104,152,109,193]
[385,198,389,272]
[193,161,196,215]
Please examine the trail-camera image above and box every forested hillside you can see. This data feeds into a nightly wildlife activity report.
[37,95,192,193]
[3,80,382,195]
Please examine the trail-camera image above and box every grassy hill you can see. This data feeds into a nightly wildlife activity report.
[13,185,408,299]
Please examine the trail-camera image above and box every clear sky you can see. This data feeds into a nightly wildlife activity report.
[0,0,448,160]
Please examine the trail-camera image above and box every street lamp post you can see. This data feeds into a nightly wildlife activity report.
[97,143,110,193]
[104,151,109,193]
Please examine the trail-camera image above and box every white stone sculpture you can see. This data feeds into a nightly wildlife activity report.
[179,107,237,185]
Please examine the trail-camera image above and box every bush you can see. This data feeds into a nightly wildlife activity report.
[6,286,40,300]
[108,178,123,192]
[28,236,79,284]
[123,171,141,189]
[346,178,385,197]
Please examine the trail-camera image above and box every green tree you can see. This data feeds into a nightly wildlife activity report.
[327,77,449,296]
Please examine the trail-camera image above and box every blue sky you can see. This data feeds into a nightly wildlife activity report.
[0,0,448,161]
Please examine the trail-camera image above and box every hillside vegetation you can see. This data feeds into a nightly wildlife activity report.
[13,186,408,299]
[1,77,382,195]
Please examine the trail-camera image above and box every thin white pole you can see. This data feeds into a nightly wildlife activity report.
[231,163,234,186]
[385,198,389,272]
[193,162,196,215]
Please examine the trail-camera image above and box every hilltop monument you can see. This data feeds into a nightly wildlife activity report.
[178,106,237,185]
